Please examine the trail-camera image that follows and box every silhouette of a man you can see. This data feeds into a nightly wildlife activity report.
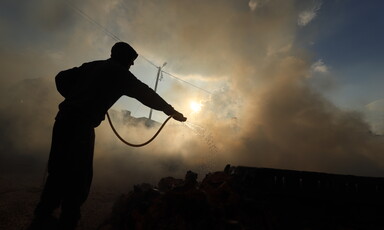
[28,42,187,230]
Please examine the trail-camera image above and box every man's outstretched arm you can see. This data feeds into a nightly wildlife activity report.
[125,74,187,122]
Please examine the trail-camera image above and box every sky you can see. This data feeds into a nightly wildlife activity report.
[1,0,384,188]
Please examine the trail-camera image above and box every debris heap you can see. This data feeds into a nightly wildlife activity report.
[100,165,384,230]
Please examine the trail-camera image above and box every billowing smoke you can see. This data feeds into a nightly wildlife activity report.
[1,0,384,194]
[113,0,384,177]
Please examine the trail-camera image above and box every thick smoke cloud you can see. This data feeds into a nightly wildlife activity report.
[1,0,384,195]
[113,0,384,177]
[120,0,297,78]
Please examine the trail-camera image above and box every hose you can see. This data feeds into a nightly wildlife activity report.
[106,111,172,147]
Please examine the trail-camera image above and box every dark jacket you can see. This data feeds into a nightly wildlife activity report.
[56,59,175,127]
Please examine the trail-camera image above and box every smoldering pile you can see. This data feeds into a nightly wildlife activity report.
[98,165,248,230]
[98,165,384,230]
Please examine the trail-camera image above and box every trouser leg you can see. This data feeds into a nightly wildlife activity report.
[31,119,95,230]
[34,120,69,216]
[34,173,62,217]
[59,124,95,229]
[29,121,66,230]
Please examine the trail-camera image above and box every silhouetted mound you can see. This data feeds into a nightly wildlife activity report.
[100,165,384,230]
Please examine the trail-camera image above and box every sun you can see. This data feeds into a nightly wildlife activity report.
[190,101,202,113]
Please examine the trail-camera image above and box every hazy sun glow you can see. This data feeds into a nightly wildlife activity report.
[190,101,202,113]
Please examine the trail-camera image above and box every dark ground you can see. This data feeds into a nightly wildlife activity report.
[0,172,120,230]
[2,165,384,230]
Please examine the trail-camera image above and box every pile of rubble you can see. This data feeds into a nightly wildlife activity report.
[99,166,250,230]
[98,165,384,230]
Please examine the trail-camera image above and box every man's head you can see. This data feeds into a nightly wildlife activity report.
[111,42,138,68]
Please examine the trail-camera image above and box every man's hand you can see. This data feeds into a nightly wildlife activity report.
[172,111,187,122]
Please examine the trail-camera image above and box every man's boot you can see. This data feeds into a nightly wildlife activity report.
[59,210,81,230]
[26,214,59,230]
